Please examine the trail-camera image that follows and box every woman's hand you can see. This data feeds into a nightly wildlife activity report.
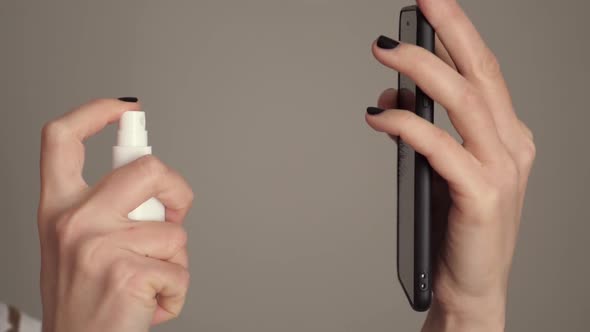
[366,0,535,331]
[37,99,194,332]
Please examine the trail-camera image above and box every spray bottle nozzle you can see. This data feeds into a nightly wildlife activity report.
[117,111,148,147]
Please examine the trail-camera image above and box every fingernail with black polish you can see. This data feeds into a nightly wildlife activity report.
[376,35,399,50]
[367,107,386,115]
[118,97,139,103]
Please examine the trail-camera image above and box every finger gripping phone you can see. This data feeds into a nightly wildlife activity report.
[396,5,434,312]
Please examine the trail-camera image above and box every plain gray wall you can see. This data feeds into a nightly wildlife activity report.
[0,0,588,331]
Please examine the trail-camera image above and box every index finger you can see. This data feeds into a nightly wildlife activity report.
[418,0,494,81]
[418,0,527,163]
[88,155,194,224]
[40,98,140,198]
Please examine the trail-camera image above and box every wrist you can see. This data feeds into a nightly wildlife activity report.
[422,297,506,332]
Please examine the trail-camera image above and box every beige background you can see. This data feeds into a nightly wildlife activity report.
[0,0,588,331]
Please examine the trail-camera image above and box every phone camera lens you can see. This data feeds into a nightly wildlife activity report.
[419,283,427,290]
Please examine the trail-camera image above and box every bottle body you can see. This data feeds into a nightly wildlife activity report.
[112,111,165,222]
[113,146,165,221]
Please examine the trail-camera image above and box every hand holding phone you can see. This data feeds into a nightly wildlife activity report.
[366,0,535,324]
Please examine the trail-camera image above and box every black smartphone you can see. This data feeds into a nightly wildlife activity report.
[396,5,434,312]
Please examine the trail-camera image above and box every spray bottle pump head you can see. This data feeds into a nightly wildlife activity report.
[117,111,148,147]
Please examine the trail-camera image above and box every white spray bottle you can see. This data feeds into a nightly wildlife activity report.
[112,111,165,221]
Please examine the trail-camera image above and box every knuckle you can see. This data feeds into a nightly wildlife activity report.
[110,267,148,300]
[74,236,105,275]
[475,50,502,80]
[171,170,195,206]
[402,43,423,60]
[432,126,452,143]
[186,187,195,204]
[459,85,483,109]
[135,155,168,180]
[179,268,191,291]
[426,127,453,158]
[520,121,534,140]
[400,44,431,74]
[471,184,504,224]
[180,186,196,211]
[173,267,191,300]
[397,110,416,125]
[174,227,188,248]
[389,43,420,73]
[481,185,502,206]
[503,162,520,188]
[41,120,69,146]
[518,138,537,168]
[166,225,188,253]
[53,216,70,242]
[168,309,182,319]
[493,159,519,193]
[396,111,416,138]
[163,268,190,318]
[54,208,86,246]
[109,258,137,289]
